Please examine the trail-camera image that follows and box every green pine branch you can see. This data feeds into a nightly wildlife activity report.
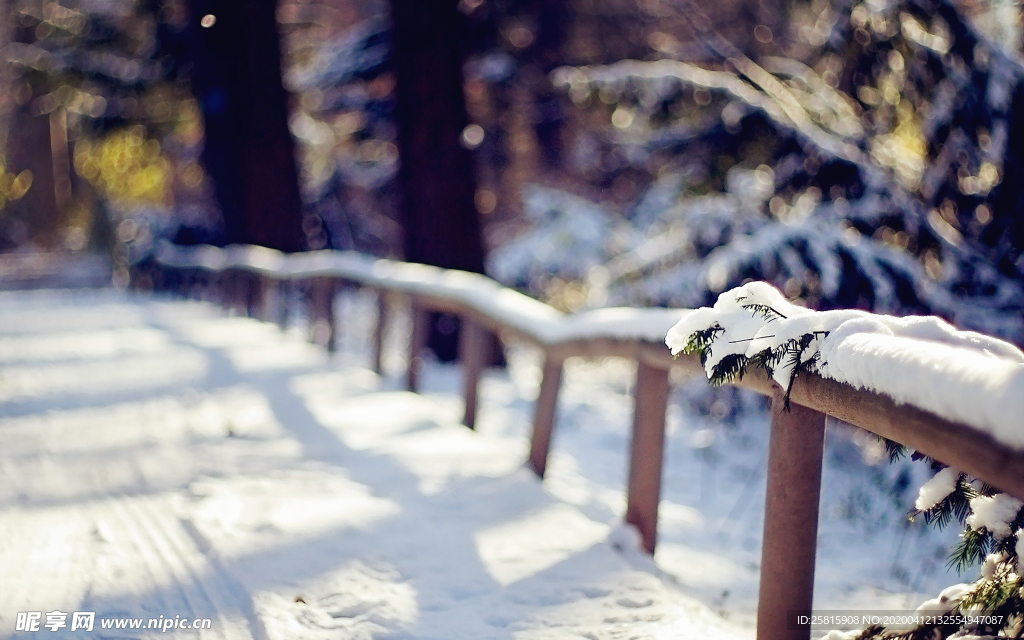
[682,321,827,412]
[708,353,748,386]
[678,318,1024,637]
[879,437,907,463]
[681,325,724,363]
[748,343,785,371]
[909,475,975,530]
[947,526,991,573]
[741,302,787,322]
[960,560,1021,616]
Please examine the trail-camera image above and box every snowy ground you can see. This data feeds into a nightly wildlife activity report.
[0,288,967,639]
[0,289,743,639]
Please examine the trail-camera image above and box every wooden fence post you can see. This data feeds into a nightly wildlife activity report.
[195,270,207,299]
[236,271,249,315]
[236,272,248,316]
[245,273,263,318]
[529,355,564,477]
[625,360,670,554]
[234,271,247,315]
[406,301,430,392]
[372,291,389,374]
[224,270,245,315]
[184,270,195,300]
[309,277,336,351]
[255,275,280,324]
[180,270,194,299]
[460,317,487,429]
[274,279,289,329]
[757,389,827,640]
[245,272,259,317]
[216,270,230,311]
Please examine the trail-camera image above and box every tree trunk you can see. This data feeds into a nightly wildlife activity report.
[5,105,60,250]
[4,13,61,251]
[531,0,570,169]
[185,0,305,252]
[986,82,1024,279]
[390,0,488,361]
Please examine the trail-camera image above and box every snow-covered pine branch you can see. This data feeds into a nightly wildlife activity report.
[487,185,639,304]
[666,280,1024,637]
[664,280,1024,443]
[879,466,1024,638]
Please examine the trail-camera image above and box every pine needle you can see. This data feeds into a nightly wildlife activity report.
[947,527,990,573]
[741,302,787,321]
[879,437,907,463]
[682,326,724,363]
[709,353,748,386]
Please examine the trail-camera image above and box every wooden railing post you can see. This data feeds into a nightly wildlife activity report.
[372,291,389,374]
[625,360,670,554]
[273,279,289,329]
[309,277,337,351]
[218,270,234,313]
[203,271,215,302]
[255,275,282,324]
[234,271,248,316]
[459,317,487,429]
[406,301,429,392]
[181,271,194,299]
[235,271,248,316]
[245,273,263,318]
[757,388,827,640]
[236,272,249,316]
[529,354,564,477]
[220,270,235,313]
[199,271,211,301]
[244,272,259,317]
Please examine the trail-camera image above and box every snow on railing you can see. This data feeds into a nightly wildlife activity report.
[666,281,1024,448]
[155,242,683,345]
[152,242,1024,640]
[666,281,1024,638]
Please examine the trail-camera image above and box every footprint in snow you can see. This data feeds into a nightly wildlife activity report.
[614,596,654,608]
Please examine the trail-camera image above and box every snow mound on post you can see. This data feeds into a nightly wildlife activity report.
[665,281,1024,448]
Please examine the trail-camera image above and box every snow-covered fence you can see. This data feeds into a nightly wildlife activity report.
[665,282,1024,638]
[152,242,1024,640]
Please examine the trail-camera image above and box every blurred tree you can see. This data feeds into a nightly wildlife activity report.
[389,0,488,360]
[1,0,195,260]
[277,13,401,255]
[3,1,62,250]
[180,0,305,252]
[4,101,61,250]
[479,0,1024,345]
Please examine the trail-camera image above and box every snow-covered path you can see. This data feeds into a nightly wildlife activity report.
[0,289,746,640]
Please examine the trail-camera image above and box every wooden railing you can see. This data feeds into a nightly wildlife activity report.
[152,243,1024,640]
